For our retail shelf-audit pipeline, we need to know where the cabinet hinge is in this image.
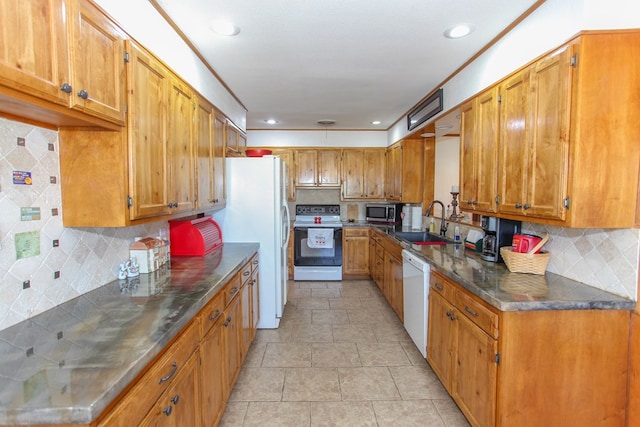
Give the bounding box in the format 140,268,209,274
563,196,571,209
495,195,500,205
570,54,578,67
127,195,133,209
497,94,502,104
123,50,130,63
495,353,501,364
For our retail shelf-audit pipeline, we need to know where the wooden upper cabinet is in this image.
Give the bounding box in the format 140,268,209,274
68,0,127,125
212,112,227,207
0,0,69,106
226,122,246,157
385,139,424,203
0,0,126,127
460,86,499,213
294,149,341,187
167,75,195,214
195,96,217,212
342,148,386,200
268,148,296,201
128,42,171,220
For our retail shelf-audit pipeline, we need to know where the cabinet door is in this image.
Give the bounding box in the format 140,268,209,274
127,42,171,220
364,149,386,199
0,0,68,105
295,150,317,186
389,254,403,322
201,322,226,427
342,228,370,276
68,0,126,124
270,148,296,201
196,96,215,211
250,260,260,336
525,46,572,220
241,282,252,359
224,294,242,392
385,145,402,200
141,353,200,427
213,112,227,207
497,68,530,215
167,76,195,213
459,99,476,211
453,313,497,427
427,291,456,392
342,149,365,199
318,149,341,186
474,87,499,212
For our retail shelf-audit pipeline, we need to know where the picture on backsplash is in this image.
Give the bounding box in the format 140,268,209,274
15,231,40,259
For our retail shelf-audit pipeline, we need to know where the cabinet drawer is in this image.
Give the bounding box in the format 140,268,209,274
344,227,369,237
200,292,225,337
98,320,199,426
240,261,252,286
375,243,384,258
225,275,242,307
430,271,456,301
455,290,498,339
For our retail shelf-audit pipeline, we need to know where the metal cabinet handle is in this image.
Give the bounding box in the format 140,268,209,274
515,203,522,209
434,283,444,292
209,309,222,322
253,260,259,265
77,89,89,99
60,83,72,93
230,287,239,296
171,395,180,405
243,271,250,277
465,306,479,317
223,316,232,327
158,362,178,384
163,406,172,416
523,204,531,210
251,278,257,286
167,202,178,208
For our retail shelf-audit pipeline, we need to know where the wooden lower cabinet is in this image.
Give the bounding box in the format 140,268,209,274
140,352,200,427
369,232,384,290
427,270,630,427
342,227,370,279
368,229,403,322
98,255,258,427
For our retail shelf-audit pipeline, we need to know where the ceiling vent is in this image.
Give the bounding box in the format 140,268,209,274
407,89,443,131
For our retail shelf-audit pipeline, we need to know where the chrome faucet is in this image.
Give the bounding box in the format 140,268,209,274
425,200,448,236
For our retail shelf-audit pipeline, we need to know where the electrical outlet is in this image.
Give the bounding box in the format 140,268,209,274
22,280,30,289
54,271,60,279
53,239,59,247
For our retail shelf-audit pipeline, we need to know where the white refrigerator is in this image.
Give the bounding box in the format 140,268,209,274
213,156,291,328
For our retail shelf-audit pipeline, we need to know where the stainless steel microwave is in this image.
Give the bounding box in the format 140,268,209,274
366,203,402,224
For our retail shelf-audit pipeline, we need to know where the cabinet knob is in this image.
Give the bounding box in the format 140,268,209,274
77,89,89,100
60,83,72,94
515,203,523,209
170,394,180,405
163,406,172,416
523,204,531,210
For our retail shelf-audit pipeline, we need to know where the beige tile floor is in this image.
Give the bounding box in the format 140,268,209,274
219,279,470,427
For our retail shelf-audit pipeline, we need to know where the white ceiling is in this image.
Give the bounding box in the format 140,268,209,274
154,0,541,131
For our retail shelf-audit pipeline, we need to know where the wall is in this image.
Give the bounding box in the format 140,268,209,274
247,130,387,148
0,118,168,330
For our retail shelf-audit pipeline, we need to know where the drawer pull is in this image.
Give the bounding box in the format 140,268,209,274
158,362,178,384
243,271,250,277
465,306,479,317
171,395,180,405
223,316,232,327
446,311,456,321
229,287,239,296
163,406,172,416
434,283,444,292
209,309,222,322
251,278,257,286
253,260,258,265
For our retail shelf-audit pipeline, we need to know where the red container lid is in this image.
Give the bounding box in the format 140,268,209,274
169,216,223,256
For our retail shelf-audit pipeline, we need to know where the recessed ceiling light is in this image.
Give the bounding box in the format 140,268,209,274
210,19,240,36
264,119,278,125
420,132,436,137
371,120,381,125
436,124,453,130
317,119,336,126
444,24,474,39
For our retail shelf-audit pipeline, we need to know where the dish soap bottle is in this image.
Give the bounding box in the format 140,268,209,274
429,218,435,233
454,225,461,242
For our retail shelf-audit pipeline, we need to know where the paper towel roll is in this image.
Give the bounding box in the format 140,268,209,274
411,206,423,230
402,204,412,227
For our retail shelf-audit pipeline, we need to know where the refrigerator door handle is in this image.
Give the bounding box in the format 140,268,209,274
282,203,291,247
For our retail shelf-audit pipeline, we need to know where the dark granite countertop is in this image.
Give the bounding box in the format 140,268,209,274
0,243,258,426
374,227,635,311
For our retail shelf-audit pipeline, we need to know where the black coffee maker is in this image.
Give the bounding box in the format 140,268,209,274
480,216,521,263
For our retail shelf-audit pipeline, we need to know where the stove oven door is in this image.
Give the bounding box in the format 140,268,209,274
293,227,343,267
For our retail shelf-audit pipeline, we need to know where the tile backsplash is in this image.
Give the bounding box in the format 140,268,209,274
0,118,167,331
0,118,638,331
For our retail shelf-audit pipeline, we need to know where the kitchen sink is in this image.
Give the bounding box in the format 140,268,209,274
392,231,453,244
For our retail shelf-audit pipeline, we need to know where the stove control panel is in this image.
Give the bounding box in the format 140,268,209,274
295,204,340,216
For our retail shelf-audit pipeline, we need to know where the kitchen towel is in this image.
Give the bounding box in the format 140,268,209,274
307,228,334,249
411,206,423,230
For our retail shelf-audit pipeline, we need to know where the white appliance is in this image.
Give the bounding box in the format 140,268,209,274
402,249,430,358
213,156,291,328
292,204,343,281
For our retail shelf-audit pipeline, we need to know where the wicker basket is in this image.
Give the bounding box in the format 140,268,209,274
500,234,550,275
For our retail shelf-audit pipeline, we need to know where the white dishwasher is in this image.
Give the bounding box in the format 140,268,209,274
402,249,430,358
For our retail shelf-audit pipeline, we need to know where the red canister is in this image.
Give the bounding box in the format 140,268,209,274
512,234,543,254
